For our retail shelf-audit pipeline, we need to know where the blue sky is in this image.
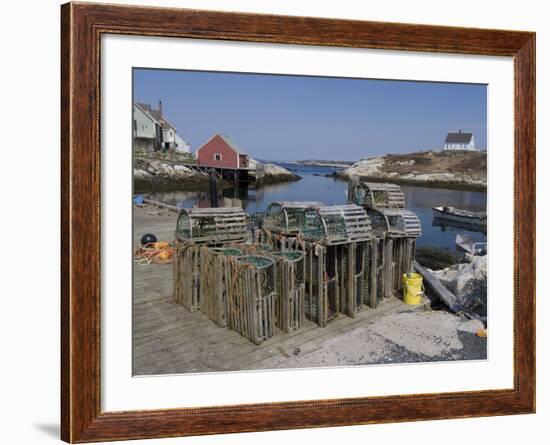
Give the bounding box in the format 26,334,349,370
133,68,487,161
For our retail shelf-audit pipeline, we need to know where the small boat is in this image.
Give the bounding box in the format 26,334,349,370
432,206,487,228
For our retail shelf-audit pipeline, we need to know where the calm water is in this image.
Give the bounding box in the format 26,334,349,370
147,163,487,251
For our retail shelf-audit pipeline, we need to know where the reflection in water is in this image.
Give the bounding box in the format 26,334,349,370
146,163,487,251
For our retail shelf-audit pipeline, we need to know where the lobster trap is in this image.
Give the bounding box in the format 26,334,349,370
199,246,242,327
221,242,305,333
302,204,372,245
272,251,306,333
263,201,323,235
348,181,405,209
175,207,248,244
328,241,372,317
367,208,422,238
300,239,374,326
225,255,276,345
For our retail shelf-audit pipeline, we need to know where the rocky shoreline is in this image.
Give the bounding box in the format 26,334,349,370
336,151,487,191
259,162,301,185
133,158,300,192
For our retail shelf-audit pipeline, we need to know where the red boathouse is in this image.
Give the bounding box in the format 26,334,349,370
196,134,250,169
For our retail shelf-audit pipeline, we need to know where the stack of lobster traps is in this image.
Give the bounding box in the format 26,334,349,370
173,207,248,312
175,222,304,344
260,202,377,326
300,204,374,325
348,180,421,304
171,181,422,343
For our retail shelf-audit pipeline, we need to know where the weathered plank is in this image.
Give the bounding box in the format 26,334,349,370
413,260,463,312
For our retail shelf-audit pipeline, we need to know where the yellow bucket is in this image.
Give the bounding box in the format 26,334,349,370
402,273,424,305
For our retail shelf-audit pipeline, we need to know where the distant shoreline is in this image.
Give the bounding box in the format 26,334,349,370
281,160,353,168
333,173,487,192
272,157,487,192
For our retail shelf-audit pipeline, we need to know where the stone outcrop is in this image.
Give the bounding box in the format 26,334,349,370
260,162,301,184
337,150,487,191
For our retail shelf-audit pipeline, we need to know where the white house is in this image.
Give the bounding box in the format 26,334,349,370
175,133,191,153
133,101,190,153
133,103,161,151
443,130,476,151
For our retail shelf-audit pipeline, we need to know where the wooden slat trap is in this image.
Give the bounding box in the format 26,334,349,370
229,243,306,334
199,246,242,326
272,251,306,333
226,255,276,345
185,246,278,344
302,240,379,326
173,240,201,311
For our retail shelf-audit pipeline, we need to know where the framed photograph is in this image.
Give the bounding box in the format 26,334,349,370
61,2,535,442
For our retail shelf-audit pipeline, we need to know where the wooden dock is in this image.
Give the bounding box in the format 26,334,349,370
135,155,260,183
133,205,408,375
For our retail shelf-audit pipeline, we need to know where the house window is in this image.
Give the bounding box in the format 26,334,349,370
214,153,222,161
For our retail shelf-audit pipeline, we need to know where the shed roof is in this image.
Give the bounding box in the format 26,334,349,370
445,131,473,144
197,133,249,156
218,134,248,155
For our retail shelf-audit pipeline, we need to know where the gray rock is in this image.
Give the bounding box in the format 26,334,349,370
133,169,152,180
433,255,487,316
156,163,175,178
173,165,193,177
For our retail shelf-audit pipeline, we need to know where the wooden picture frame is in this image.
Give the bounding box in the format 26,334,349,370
61,2,535,442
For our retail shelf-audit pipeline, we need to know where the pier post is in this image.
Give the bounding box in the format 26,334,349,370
209,169,218,207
